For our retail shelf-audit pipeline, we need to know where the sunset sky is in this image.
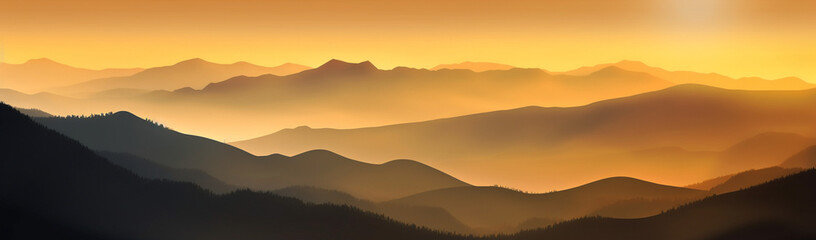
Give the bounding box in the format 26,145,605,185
1,0,815,82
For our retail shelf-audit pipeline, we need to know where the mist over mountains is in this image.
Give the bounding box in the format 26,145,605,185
2,57,816,239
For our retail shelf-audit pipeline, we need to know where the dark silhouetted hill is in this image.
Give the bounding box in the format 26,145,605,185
32,112,469,201
273,186,472,233
14,107,53,117
97,151,237,194
708,167,804,194
0,102,476,240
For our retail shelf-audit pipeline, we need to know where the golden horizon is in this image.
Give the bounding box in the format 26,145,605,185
1,0,815,82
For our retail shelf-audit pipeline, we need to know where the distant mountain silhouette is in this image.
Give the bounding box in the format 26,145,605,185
717,132,816,173
780,145,816,169
14,107,52,117
273,186,472,233
707,167,803,194
0,58,142,93
685,174,735,191
0,89,91,114
389,177,706,233
53,58,310,96
231,84,816,190
0,102,477,240
32,112,469,201
97,151,237,194
559,60,815,90
431,62,517,72
112,58,670,140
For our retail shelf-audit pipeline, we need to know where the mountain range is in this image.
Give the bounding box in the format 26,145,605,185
231,84,816,190
52,58,310,96
430,61,517,72
0,58,143,94
559,60,814,90
2,59,813,141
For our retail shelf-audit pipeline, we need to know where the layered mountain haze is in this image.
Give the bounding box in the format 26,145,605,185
2,59,811,141
6,0,816,238
232,85,816,190
0,58,143,94
717,132,816,173
131,59,675,140
52,58,311,97
780,145,816,169
32,112,468,201
560,60,815,90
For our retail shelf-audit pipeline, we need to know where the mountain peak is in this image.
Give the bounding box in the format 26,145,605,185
315,59,378,73
614,60,648,67
292,149,350,162
22,58,70,67
589,66,634,77
173,58,213,67
111,111,140,119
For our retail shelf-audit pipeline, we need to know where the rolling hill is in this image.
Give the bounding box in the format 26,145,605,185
97,151,237,194
14,107,52,117
511,169,816,240
707,167,804,194
716,132,816,173
32,111,469,201
230,84,816,190
273,186,472,233
780,145,816,169
390,177,706,233
88,149,472,233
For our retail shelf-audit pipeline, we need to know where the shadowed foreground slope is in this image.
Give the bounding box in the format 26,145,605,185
97,151,237,194
33,112,468,201
0,103,471,240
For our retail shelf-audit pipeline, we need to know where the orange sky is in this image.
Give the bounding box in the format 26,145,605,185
1,0,815,82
